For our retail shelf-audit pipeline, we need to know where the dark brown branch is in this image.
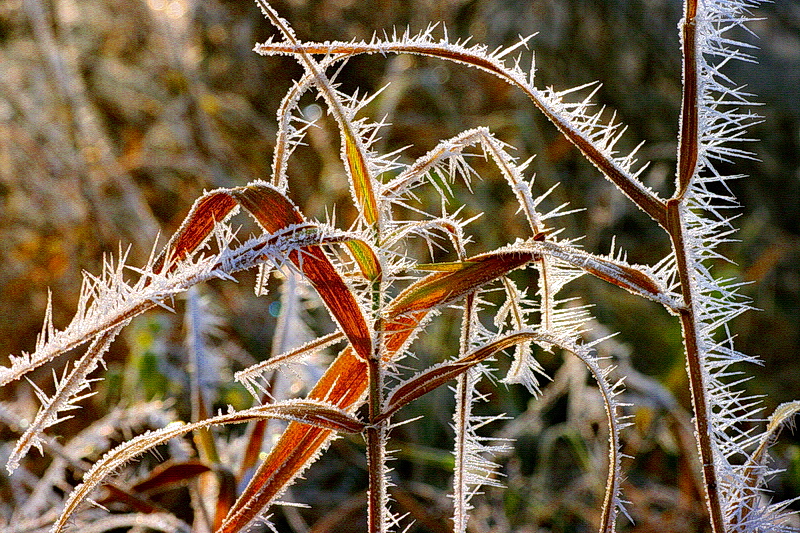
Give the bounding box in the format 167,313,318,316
667,199,725,533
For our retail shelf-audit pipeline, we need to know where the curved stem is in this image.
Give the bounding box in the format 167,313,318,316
256,41,668,228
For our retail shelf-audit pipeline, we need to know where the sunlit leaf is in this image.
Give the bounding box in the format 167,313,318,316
256,0,381,228
255,39,668,227
155,192,240,272
345,132,380,226
345,238,382,282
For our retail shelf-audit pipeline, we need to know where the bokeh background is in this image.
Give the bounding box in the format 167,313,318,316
1,0,799,531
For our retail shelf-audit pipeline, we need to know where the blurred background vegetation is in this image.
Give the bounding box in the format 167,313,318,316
1,0,799,531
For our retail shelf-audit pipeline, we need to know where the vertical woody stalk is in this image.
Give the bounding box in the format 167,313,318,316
676,0,699,202
671,1,725,532
366,245,386,533
668,200,725,533
366,335,386,533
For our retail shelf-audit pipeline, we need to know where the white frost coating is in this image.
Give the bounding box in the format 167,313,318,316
452,295,511,533
452,363,512,533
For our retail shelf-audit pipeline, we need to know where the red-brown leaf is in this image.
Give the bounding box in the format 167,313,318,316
155,192,240,273
231,184,373,362
131,459,212,494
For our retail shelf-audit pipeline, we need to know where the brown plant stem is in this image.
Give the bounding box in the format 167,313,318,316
366,354,385,533
366,225,387,533
670,1,726,531
667,199,725,533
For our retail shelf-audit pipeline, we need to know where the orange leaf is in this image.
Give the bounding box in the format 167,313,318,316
155,192,240,272
220,346,367,533
130,459,211,494
214,467,238,531
257,1,381,228
532,241,675,310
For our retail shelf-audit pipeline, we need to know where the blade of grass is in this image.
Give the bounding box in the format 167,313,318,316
386,251,536,317
256,0,381,228
732,401,800,527
154,192,240,273
345,239,382,282
220,346,368,533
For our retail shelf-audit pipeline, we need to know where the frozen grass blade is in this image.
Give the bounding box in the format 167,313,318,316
378,328,628,532
0,191,241,389
235,331,346,397
7,326,122,473
385,251,534,318
346,239,382,283
231,183,373,362
126,460,212,495
528,240,683,313
221,346,368,533
733,401,800,528
154,193,240,273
